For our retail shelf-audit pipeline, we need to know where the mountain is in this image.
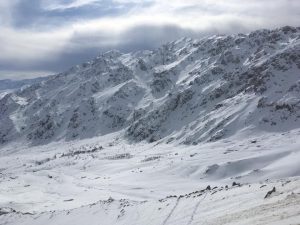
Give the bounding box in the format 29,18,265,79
1,26,300,225
0,77,48,99
0,77,49,99
0,77,48,92
1,26,300,146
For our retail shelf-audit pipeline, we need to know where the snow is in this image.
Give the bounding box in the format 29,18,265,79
1,26,300,145
1,26,300,224
1,130,300,224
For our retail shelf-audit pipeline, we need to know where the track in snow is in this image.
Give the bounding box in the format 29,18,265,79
162,197,181,225
186,193,208,225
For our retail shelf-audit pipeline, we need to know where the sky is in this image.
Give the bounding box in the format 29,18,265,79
0,0,299,79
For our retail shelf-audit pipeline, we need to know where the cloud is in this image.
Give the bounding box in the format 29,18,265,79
0,0,299,79
42,0,101,11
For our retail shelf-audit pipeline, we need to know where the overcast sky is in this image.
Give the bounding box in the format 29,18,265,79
0,0,299,79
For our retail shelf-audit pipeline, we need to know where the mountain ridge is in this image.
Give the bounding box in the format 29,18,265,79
1,25,300,146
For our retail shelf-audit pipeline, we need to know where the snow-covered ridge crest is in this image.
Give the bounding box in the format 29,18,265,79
1,25,300,146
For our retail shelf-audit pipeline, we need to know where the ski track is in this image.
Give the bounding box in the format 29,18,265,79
186,192,208,225
162,197,181,225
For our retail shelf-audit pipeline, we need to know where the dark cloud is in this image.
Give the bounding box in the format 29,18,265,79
118,25,199,51
0,21,293,78
0,24,198,75
10,0,153,29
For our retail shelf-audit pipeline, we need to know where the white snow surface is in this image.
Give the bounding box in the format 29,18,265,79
1,26,300,224
1,131,300,224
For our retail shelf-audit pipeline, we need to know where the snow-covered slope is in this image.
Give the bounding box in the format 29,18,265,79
1,131,300,225
1,26,300,225
1,26,300,146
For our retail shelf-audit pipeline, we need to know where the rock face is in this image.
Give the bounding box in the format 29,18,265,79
1,26,300,145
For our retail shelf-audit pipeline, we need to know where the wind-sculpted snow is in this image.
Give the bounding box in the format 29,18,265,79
1,26,300,146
